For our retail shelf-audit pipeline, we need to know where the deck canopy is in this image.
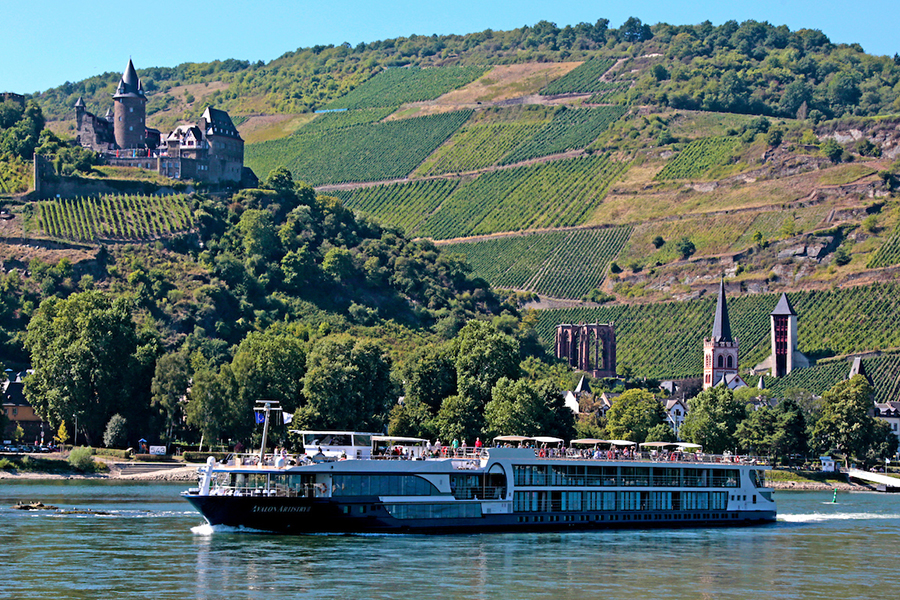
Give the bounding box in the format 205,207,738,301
493,435,532,442
372,436,427,444
531,436,565,444
570,438,609,445
607,440,636,446
639,441,679,448
677,443,702,449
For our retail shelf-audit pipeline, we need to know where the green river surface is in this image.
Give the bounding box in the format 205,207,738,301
1,479,898,599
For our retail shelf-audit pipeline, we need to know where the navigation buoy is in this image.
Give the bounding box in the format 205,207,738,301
831,488,837,504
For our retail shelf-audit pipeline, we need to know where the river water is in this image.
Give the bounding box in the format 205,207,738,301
1,479,898,600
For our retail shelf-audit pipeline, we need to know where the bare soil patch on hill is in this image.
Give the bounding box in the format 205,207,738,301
436,62,582,105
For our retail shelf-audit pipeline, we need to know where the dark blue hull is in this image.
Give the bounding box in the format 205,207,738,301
183,494,776,534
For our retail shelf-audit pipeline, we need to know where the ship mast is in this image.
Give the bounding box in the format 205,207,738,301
255,399,280,463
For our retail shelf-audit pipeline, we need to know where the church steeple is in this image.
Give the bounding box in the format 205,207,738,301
703,278,741,389
711,277,732,342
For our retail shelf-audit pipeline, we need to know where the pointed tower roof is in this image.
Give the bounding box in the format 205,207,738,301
113,59,145,99
711,278,733,342
757,375,765,390
770,293,797,316
74,96,85,108
574,375,592,395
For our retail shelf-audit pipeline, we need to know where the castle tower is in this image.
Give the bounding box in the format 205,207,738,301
112,59,146,149
703,279,740,389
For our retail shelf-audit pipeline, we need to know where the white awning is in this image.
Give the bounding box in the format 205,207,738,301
640,441,678,448
570,438,609,445
607,439,637,446
493,435,532,442
530,436,564,444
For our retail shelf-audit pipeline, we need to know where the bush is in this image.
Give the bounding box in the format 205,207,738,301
834,246,852,266
94,447,133,459
103,414,128,448
68,446,95,472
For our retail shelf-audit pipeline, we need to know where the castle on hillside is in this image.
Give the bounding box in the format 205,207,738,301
74,59,247,185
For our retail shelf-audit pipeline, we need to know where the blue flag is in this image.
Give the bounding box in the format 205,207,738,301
255,411,265,424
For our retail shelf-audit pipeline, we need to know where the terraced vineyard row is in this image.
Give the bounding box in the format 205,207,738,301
442,227,633,298
499,106,626,165
419,123,543,176
759,351,900,401
732,207,830,250
586,82,632,103
325,66,488,110
37,194,193,242
301,107,396,133
867,223,900,268
419,154,629,240
539,58,618,95
246,111,472,186
654,136,742,180
753,360,850,397
534,282,900,379
330,179,460,235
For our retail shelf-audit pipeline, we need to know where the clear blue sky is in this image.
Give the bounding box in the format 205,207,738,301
2,0,897,94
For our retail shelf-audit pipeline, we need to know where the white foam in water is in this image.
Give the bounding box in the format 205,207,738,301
780,512,900,522
190,523,269,535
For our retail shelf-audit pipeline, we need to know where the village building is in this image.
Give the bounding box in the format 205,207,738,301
73,59,246,185
2,371,49,445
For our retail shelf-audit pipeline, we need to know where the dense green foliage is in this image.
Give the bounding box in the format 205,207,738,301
536,283,900,378
37,194,193,241
24,291,159,445
499,106,627,164
419,154,628,239
442,227,632,298
539,58,618,95
654,136,742,180
325,66,488,109
246,111,472,186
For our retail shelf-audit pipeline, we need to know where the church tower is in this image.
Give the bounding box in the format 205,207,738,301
753,293,809,377
113,59,147,149
703,279,739,389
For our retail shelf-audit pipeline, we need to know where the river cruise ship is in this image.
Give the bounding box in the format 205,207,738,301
182,433,776,534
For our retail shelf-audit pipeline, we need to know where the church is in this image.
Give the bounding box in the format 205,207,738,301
74,59,246,185
703,279,748,390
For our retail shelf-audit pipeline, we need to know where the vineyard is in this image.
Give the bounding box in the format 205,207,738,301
417,154,630,240
867,223,900,269
442,226,633,298
418,123,543,176
617,213,758,268
325,66,488,110
654,137,742,180
245,110,473,186
36,194,194,242
539,58,618,95
329,179,460,235
300,107,396,133
586,82,632,103
758,351,900,402
732,207,831,250
499,106,627,165
533,282,900,379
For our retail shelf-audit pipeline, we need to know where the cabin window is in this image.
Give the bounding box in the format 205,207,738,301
332,474,439,497
385,503,480,520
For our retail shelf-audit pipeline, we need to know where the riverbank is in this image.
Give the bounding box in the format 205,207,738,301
0,463,199,481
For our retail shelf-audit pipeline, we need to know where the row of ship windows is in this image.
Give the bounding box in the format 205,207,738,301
518,512,739,523
513,491,729,512
512,465,740,488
